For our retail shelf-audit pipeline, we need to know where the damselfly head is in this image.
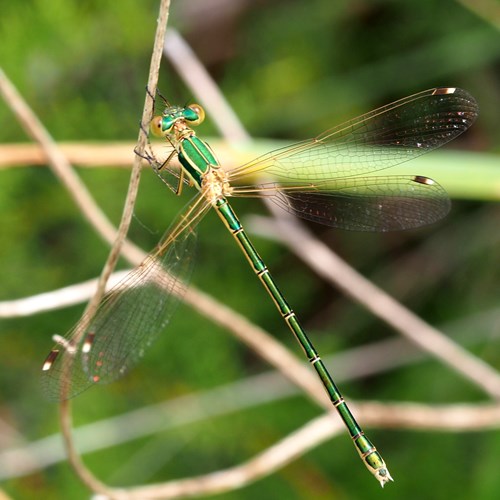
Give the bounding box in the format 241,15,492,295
150,104,205,138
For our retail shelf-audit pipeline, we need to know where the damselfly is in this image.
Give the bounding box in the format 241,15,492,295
42,87,478,486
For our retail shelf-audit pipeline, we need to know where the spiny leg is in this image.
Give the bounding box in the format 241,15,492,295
135,119,185,195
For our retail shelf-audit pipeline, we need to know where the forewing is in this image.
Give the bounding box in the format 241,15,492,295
41,202,207,401
229,88,478,184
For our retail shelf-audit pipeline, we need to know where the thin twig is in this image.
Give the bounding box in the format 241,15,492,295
59,0,173,493
95,401,500,499
0,69,114,495
107,414,345,499
0,141,249,169
0,142,137,167
6,398,500,498
3,318,500,481
0,271,130,318
1,1,172,495
0,69,119,248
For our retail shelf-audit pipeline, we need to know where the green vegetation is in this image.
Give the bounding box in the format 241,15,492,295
1,1,499,499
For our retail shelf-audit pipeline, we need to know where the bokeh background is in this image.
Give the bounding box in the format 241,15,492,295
1,0,500,498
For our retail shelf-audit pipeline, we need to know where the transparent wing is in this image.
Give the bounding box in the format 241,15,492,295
229,87,477,231
248,175,450,231
229,88,478,182
41,196,211,400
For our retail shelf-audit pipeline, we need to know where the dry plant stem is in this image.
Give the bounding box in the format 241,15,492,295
3,385,500,481
110,414,345,499
184,287,328,406
93,0,171,319
258,206,500,400
1,0,171,495
0,69,119,249
0,141,246,169
0,142,139,167
61,0,172,493
97,401,500,499
0,271,131,317
0,68,113,495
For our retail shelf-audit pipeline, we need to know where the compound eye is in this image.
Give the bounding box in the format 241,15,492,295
150,116,164,137
186,103,205,126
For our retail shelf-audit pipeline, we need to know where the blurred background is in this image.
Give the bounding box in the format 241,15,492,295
1,0,500,498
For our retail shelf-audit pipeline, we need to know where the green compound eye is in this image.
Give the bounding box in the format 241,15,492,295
184,104,205,125
150,105,205,137
150,115,177,137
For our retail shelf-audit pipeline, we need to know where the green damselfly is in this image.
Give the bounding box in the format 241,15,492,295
42,87,478,486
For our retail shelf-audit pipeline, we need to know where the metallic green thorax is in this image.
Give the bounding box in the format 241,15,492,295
178,136,219,188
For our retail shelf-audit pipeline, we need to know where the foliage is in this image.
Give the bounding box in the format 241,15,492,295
0,1,499,499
